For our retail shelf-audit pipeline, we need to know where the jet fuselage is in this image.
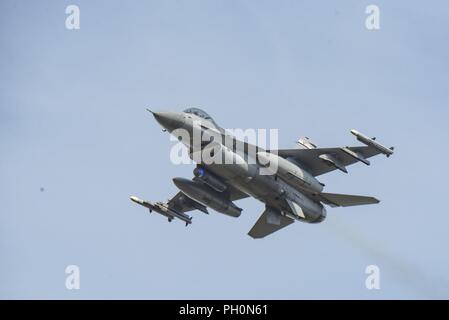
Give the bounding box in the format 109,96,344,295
153,110,326,223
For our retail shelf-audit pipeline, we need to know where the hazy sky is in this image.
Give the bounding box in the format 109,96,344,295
1,0,449,299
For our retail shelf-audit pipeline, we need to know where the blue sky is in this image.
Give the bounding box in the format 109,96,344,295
1,0,449,299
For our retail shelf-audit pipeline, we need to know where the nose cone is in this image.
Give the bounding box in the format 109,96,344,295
152,112,185,131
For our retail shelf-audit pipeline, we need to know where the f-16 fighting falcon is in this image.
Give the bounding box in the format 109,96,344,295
130,108,394,238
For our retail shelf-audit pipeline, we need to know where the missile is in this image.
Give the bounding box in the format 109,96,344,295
130,196,192,225
130,195,150,207
350,129,394,157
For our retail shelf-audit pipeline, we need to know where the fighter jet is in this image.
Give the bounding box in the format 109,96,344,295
130,108,394,238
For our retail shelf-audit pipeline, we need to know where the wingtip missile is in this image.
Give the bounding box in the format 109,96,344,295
350,129,394,157
130,195,155,210
130,195,145,205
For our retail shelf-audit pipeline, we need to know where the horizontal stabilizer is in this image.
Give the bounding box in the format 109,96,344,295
248,207,294,239
318,192,380,207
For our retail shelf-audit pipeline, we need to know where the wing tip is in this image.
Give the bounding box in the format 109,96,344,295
247,231,264,239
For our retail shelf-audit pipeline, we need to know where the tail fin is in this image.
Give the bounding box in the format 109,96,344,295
318,192,380,207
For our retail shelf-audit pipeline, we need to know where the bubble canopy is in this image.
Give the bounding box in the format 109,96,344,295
183,107,219,127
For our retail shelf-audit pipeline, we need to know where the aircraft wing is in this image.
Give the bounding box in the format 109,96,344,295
248,207,294,239
273,146,382,177
272,130,394,177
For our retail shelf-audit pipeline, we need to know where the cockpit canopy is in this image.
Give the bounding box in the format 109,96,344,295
183,107,219,128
